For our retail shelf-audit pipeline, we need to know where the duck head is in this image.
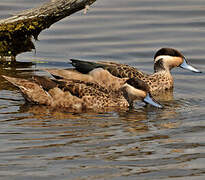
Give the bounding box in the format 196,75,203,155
121,78,162,108
154,48,201,73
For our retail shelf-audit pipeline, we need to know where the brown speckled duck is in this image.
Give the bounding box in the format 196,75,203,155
2,68,162,112
70,48,201,98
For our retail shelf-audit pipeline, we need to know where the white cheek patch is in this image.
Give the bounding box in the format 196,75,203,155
123,83,146,100
154,55,172,62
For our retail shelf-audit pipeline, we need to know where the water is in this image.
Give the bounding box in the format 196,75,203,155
0,0,205,179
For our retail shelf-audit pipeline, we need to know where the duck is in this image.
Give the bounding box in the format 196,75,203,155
2,68,162,112
69,48,201,97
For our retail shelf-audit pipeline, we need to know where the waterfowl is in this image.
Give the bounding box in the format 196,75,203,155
70,48,201,97
2,69,162,112
45,68,127,92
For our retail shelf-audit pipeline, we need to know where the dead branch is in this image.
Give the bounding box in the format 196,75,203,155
0,0,97,60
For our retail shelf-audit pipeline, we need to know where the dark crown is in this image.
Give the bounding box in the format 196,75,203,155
154,48,184,59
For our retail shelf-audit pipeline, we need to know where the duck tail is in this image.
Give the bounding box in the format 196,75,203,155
2,75,53,105
70,59,105,73
2,75,25,88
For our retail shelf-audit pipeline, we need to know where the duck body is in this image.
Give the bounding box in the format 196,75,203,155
3,68,162,112
71,48,201,98
3,75,127,112
71,59,174,96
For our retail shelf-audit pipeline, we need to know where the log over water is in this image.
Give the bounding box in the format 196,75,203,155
0,0,96,61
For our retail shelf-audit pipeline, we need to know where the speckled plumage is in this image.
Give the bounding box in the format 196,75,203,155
45,68,128,92
2,67,162,112
97,62,174,96
2,75,129,112
71,48,201,98
71,59,173,97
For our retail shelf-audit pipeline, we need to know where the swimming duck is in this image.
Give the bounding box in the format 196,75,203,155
70,48,201,97
2,69,162,112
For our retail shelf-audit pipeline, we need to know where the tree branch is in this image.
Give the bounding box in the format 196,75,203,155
0,0,97,60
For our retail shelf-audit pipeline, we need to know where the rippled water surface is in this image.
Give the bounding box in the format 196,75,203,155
0,0,205,179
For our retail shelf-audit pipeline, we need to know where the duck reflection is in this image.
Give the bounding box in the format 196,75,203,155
17,98,182,134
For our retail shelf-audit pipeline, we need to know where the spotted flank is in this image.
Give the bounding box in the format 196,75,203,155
2,69,162,112
71,48,201,97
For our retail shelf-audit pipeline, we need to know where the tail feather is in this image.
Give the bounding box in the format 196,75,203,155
2,75,27,88
70,59,105,73
2,75,53,105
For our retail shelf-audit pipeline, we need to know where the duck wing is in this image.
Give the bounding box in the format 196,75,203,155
45,69,94,82
32,74,111,99
45,67,128,92
70,59,147,79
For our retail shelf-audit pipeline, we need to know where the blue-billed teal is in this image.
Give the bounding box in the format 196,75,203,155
2,68,162,112
70,48,201,97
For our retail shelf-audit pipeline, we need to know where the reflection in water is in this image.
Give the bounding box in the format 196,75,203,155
5,102,200,179
17,98,183,135
154,90,174,101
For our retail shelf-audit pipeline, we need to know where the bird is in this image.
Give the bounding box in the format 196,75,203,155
2,68,162,113
70,48,201,98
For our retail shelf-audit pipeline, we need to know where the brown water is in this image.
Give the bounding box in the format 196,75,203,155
0,0,205,179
